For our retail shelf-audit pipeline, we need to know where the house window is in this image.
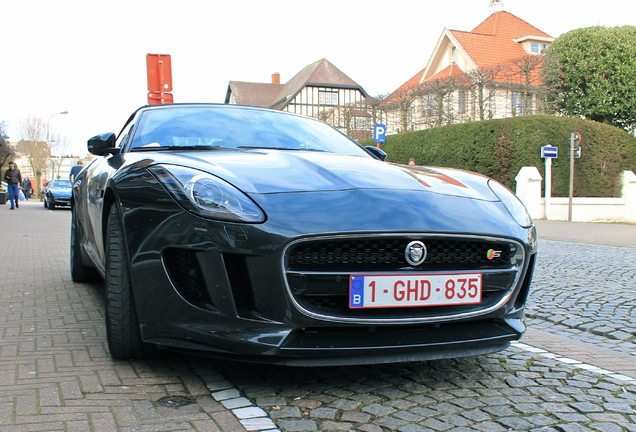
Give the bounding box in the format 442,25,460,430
531,42,549,54
511,91,524,116
422,94,436,116
458,90,467,114
319,90,339,105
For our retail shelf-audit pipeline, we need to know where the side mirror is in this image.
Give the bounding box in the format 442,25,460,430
365,146,387,161
87,132,120,156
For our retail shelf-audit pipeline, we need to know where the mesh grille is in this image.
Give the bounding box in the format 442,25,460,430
163,248,212,307
284,235,520,320
287,237,511,271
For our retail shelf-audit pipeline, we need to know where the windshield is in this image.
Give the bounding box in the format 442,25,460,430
49,179,72,188
129,106,370,157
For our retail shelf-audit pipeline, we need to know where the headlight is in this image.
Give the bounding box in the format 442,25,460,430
149,165,265,223
488,179,532,228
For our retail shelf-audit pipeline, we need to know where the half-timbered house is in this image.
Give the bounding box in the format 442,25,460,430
225,58,372,139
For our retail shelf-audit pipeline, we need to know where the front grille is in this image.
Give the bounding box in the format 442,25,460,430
288,238,511,271
284,235,524,321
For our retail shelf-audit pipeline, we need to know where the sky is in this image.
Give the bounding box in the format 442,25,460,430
1,0,634,156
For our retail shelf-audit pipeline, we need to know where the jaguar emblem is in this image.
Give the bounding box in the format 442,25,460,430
405,241,427,266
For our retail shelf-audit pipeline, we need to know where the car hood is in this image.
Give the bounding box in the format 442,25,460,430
163,150,498,201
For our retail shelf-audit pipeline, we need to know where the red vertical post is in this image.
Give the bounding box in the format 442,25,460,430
146,54,173,104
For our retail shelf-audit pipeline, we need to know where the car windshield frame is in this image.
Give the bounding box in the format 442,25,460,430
48,179,72,188
127,105,370,158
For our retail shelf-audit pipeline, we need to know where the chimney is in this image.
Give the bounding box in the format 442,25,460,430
271,72,280,84
488,0,504,13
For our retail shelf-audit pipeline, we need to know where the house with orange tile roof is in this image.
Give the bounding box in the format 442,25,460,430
384,1,554,134
225,58,372,139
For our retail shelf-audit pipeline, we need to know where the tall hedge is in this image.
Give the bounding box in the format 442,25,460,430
361,115,636,197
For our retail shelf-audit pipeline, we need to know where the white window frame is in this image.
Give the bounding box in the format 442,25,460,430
319,90,339,106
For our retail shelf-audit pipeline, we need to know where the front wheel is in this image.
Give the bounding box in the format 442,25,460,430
104,205,154,359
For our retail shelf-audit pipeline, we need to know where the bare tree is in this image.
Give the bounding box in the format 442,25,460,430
383,87,420,133
315,108,334,124
0,121,16,169
359,94,389,126
18,115,50,198
421,76,463,127
334,103,357,137
464,64,507,120
508,54,545,115
49,134,71,179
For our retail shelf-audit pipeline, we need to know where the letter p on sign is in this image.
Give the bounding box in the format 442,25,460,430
374,124,386,143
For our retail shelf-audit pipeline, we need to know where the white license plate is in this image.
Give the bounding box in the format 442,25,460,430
349,273,482,309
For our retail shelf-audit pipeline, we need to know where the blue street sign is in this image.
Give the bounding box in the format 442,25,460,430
373,123,386,143
541,146,558,158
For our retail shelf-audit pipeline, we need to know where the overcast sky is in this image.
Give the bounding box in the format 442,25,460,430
1,0,633,156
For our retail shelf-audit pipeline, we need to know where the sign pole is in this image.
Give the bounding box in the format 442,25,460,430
540,145,557,220
545,157,552,220
566,132,582,221
568,133,575,222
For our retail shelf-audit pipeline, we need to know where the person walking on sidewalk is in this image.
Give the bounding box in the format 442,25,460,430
4,161,22,210
21,176,33,200
69,160,83,183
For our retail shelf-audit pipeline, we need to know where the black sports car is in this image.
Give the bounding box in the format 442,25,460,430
71,103,537,366
43,179,72,209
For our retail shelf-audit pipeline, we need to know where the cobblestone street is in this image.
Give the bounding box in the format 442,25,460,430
204,236,636,431
0,201,634,431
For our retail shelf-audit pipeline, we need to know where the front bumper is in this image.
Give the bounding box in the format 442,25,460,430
48,194,72,206
117,177,537,365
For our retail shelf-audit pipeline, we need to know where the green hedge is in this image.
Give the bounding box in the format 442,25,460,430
361,115,636,197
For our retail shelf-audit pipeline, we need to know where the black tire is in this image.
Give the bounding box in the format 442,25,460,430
48,199,55,210
43,199,47,208
105,205,154,359
70,207,100,283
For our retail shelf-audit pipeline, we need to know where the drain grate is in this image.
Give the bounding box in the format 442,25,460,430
157,395,194,408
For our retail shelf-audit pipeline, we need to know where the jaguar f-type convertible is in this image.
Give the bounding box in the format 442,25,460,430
71,103,537,366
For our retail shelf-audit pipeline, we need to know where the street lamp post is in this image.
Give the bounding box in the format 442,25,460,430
46,110,68,180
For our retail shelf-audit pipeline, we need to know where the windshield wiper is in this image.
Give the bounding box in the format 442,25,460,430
238,146,326,152
132,145,234,151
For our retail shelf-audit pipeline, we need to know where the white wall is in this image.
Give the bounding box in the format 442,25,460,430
515,168,636,223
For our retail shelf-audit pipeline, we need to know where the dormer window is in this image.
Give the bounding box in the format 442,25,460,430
514,35,553,54
530,42,550,54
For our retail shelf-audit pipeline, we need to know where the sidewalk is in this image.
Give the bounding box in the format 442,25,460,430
528,218,636,381
534,219,636,247
0,200,248,431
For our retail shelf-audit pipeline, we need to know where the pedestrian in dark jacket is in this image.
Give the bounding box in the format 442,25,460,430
69,160,84,183
21,177,33,200
4,161,22,210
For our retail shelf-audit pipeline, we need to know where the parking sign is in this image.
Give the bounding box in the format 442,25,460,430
373,124,386,143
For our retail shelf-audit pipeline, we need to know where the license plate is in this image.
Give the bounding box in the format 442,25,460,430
349,273,482,308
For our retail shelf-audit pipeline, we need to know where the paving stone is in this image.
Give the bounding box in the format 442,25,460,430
4,187,636,432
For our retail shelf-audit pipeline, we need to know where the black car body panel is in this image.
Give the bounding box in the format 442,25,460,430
72,104,537,366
